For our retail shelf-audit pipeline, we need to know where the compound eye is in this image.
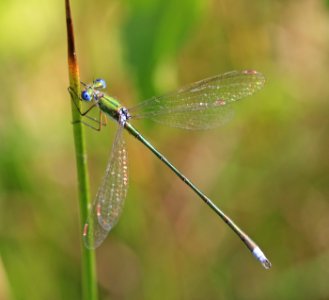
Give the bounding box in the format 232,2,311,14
81,90,92,101
94,78,106,89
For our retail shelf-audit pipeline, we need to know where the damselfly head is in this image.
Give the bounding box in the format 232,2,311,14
81,89,93,101
94,78,106,90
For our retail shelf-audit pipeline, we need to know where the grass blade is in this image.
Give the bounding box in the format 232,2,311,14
65,0,98,299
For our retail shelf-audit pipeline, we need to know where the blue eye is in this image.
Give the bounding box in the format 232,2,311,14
94,78,106,89
81,91,92,101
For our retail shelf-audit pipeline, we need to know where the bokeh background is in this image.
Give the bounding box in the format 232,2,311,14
1,0,329,299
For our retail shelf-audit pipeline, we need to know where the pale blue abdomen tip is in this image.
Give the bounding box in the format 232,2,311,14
252,247,272,269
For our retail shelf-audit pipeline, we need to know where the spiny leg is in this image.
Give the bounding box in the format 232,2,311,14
68,86,107,129
72,110,105,131
68,87,97,116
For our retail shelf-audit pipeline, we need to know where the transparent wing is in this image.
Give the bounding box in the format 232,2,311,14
83,125,128,249
129,70,265,130
82,218,110,249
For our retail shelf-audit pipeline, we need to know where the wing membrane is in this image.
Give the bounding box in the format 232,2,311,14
83,125,128,249
129,70,265,129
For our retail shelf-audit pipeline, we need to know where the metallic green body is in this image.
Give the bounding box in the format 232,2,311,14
98,94,122,121
79,72,271,268
96,92,266,266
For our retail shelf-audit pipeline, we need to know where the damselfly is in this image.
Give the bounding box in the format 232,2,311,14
70,70,271,269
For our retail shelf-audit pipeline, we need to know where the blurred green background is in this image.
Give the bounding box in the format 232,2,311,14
1,0,329,299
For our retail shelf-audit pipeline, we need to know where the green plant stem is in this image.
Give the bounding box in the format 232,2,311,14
65,0,98,299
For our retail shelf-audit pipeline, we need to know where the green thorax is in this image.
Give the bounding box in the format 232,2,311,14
98,93,123,121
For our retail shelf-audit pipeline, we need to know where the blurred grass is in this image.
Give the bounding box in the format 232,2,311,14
1,0,329,299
